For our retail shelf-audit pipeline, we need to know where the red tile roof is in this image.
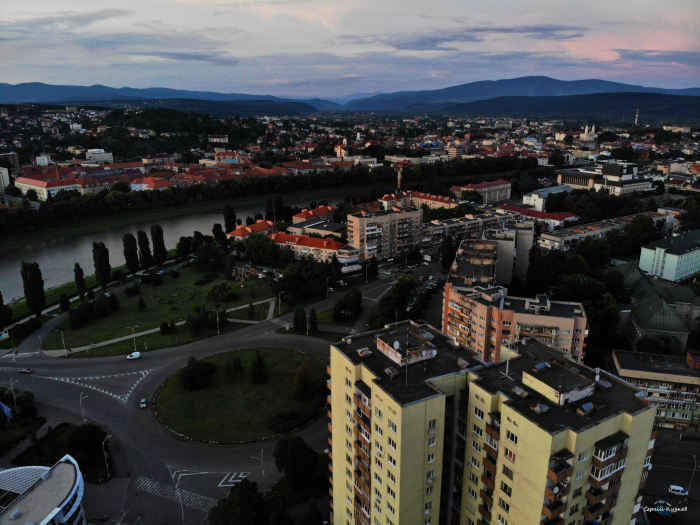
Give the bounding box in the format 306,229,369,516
378,191,457,205
452,179,511,191
293,205,336,220
227,220,275,238
268,233,346,250
496,204,578,221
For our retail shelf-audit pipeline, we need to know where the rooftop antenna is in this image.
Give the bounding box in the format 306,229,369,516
499,357,515,396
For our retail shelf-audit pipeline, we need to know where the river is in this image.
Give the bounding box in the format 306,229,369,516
0,195,320,303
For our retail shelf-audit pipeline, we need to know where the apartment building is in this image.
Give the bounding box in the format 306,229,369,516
287,219,346,238
639,229,700,282
442,285,588,363
613,350,700,431
84,149,114,164
378,191,460,210
522,185,573,212
538,212,672,252
451,180,512,204
483,220,535,285
346,208,422,262
448,239,499,289
328,321,656,525
267,233,347,262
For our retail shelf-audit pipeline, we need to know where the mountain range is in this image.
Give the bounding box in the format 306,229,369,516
1,76,698,118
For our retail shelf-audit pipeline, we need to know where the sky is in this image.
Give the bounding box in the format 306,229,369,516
1,0,699,98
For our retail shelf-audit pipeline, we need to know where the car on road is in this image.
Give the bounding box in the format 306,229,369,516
384,270,392,274
386,258,394,263
140,398,148,409
668,485,688,497
18,368,32,374
127,351,141,360
422,262,429,266
157,270,165,276
328,287,334,292
429,275,435,280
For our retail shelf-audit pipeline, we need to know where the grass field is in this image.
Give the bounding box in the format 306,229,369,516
228,302,270,321
316,307,355,326
42,268,274,350
275,327,345,343
154,348,326,443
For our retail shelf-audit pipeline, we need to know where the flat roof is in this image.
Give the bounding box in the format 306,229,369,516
613,350,700,382
290,218,345,233
474,341,651,434
0,459,78,524
456,289,586,319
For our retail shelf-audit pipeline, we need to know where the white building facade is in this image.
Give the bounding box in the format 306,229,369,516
639,230,700,282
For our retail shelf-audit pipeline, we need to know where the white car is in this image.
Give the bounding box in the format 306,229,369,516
140,398,148,409
668,485,688,497
429,275,435,280
127,351,141,360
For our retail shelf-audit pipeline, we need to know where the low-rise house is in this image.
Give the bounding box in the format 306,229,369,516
267,233,347,262
130,177,174,191
451,179,511,203
226,220,276,239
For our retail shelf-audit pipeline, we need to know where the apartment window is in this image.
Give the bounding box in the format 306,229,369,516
374,502,382,515
467,503,476,515
473,424,483,438
506,430,518,445
389,420,396,433
376,442,384,455
426,486,433,495
424,518,432,525
500,481,512,497
468,487,477,500
428,453,435,463
345,394,352,404
375,424,384,437
472,440,482,453
375,457,383,469
578,451,588,463
388,471,395,484
428,436,436,447
346,453,352,464
466,518,475,525
388,455,396,468
374,473,382,485
474,407,484,420
491,317,497,323
388,437,396,450
427,469,435,480
345,378,352,388
387,518,394,525
374,487,382,501
346,409,352,420
469,471,478,484
347,439,352,450
504,447,516,462
569,504,579,516
574,328,581,333
375,408,383,420
562,329,571,335
347,495,353,505
498,498,510,512
470,457,481,470
575,469,585,481
346,424,352,436
502,465,514,480
346,508,352,519
387,486,395,499
485,434,498,451
503,321,511,326
572,487,583,499
346,468,352,478
497,514,508,525
428,419,437,430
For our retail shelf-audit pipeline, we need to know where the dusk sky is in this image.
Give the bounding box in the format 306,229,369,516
2,0,699,97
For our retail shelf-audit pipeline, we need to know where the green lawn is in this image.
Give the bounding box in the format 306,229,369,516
154,348,326,443
11,423,113,484
228,303,270,321
317,307,355,327
67,320,251,358
42,270,274,350
0,416,46,457
275,327,345,343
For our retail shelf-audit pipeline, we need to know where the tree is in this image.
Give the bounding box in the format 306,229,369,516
137,230,154,271
265,198,275,221
303,501,323,525
549,149,565,166
25,189,38,201
208,478,270,525
92,242,112,290
460,189,484,204
192,231,205,251
180,356,217,390
562,254,589,276
307,308,318,334
67,423,106,467
223,204,237,233
122,233,140,276
575,238,610,270
245,216,255,226
251,350,268,384
274,197,285,223
0,291,11,330
555,274,608,302
59,293,70,313
293,307,307,334
233,357,245,374
176,236,192,259
151,224,167,266
273,435,318,486
212,223,228,247
368,255,379,280
292,363,311,399
636,333,677,355
138,296,146,311
270,508,296,525
601,270,625,301
20,261,46,318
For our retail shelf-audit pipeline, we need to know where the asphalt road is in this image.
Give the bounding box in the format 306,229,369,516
0,260,445,524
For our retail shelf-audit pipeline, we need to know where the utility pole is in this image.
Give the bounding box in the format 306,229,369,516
79,392,88,422
102,435,112,478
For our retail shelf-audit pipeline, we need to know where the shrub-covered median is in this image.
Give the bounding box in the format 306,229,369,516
154,348,327,443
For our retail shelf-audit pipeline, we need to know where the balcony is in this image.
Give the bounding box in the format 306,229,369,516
544,483,570,500
481,473,495,491
327,395,332,406
542,500,566,519
478,505,492,521
328,436,333,447
583,500,615,521
483,456,497,475
589,468,623,488
485,422,500,440
327,379,332,390
480,489,493,506
484,442,498,457
592,447,628,469
328,422,332,433
547,463,573,483
328,462,333,473
585,484,620,505
327,365,332,376
597,514,613,525
540,518,564,525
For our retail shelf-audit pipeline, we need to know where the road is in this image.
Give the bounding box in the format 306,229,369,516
0,260,444,524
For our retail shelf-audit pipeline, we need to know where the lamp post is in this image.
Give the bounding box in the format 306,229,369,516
326,276,330,298
9,378,18,408
278,291,285,315
215,308,223,335
102,435,112,478
79,392,88,422
127,326,138,352
57,329,66,353
251,449,266,490
687,454,697,504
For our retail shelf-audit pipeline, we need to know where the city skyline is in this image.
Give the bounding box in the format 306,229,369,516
1,0,698,97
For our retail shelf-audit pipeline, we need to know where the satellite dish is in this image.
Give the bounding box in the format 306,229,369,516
553,486,559,494
637,495,643,503
595,375,600,382
424,510,430,516
422,350,427,357
393,341,400,350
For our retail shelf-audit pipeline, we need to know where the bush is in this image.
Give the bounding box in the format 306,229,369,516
151,274,163,286
207,282,238,302
169,269,180,278
140,274,152,285
268,408,319,433
10,317,42,338
111,269,123,282
124,284,140,297
160,321,170,335
180,356,217,390
59,294,71,313
194,274,218,286
86,288,95,300
106,293,119,311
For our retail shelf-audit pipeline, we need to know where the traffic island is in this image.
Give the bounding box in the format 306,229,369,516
153,348,327,444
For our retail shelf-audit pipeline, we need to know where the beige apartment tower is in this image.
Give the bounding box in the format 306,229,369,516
346,207,422,262
328,321,656,525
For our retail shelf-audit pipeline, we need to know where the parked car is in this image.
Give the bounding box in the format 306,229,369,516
127,351,141,360
18,368,32,374
341,310,353,317
668,485,688,497
140,398,148,409
429,275,435,280
328,287,334,292
422,262,429,266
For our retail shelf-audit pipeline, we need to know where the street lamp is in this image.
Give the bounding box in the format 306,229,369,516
251,449,266,490
687,454,697,503
79,392,88,422
9,378,18,408
57,329,66,352
102,435,112,478
278,291,285,315
127,326,138,353
215,308,223,335
326,276,330,298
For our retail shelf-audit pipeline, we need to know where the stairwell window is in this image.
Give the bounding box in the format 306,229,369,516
506,430,518,445
474,407,484,420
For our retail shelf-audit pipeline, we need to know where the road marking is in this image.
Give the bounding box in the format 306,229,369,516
218,472,250,487
40,369,155,403
268,318,288,326
650,463,697,471
135,476,216,513
350,329,360,335
0,351,40,360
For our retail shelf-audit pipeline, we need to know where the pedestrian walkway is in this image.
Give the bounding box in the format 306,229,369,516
135,476,217,512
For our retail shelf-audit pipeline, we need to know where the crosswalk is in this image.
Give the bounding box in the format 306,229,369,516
0,351,40,360
135,476,217,512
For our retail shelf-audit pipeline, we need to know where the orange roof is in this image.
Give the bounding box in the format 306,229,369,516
227,220,275,238
293,205,336,220
268,233,346,251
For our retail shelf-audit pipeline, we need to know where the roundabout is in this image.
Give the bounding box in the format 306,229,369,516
153,347,328,444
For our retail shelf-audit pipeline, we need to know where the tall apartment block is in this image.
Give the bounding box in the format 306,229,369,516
347,207,423,262
328,321,656,525
483,220,535,285
442,285,588,363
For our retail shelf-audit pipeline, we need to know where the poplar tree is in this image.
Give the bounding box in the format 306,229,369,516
122,233,140,276
20,261,46,317
92,242,112,290
151,224,167,266
223,204,237,233
74,262,86,301
137,230,154,271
